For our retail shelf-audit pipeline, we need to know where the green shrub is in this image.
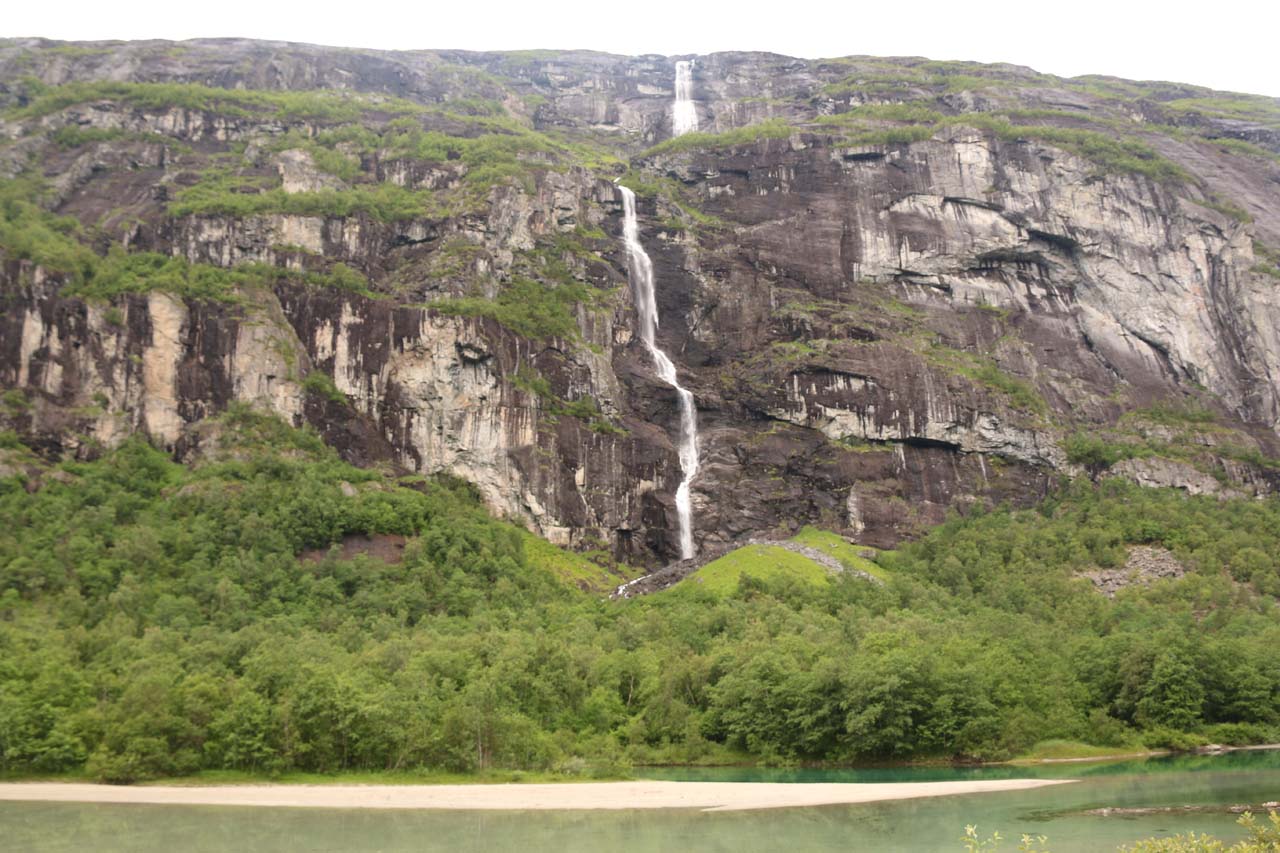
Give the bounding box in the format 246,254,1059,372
922,342,1046,414
49,126,128,147
302,371,347,404
1139,727,1208,751
512,365,554,398
802,106,1191,182
302,145,363,183
839,125,937,146
69,250,250,301
1200,722,1278,746
558,396,601,421
815,103,945,125
0,176,98,280
381,126,553,189
2,389,30,414
1063,433,1139,469
1130,402,1219,426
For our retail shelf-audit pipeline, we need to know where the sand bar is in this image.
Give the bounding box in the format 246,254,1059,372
0,779,1073,812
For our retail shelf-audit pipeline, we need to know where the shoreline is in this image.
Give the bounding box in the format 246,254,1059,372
630,741,1280,772
1019,750,1168,765
1012,742,1280,766
0,779,1073,812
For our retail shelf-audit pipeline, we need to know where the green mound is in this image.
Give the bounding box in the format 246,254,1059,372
681,544,832,596
677,527,888,597
790,527,890,580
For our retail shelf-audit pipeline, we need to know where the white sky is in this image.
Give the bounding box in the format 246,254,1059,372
5,0,1279,97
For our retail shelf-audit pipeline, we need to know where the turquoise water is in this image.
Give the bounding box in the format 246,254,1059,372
2,751,1277,852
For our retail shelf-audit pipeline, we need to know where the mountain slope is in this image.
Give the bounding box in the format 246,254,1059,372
1,37,1278,562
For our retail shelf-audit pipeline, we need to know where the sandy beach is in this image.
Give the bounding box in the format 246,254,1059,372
0,779,1072,812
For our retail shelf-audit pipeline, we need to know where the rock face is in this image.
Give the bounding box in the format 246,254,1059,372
1,39,1279,563
0,276,676,555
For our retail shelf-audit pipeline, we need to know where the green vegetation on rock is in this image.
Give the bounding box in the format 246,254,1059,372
643,119,795,157
430,277,595,340
1254,242,1280,280
1063,404,1279,478
48,126,185,150
8,81,423,122
790,527,888,579
922,340,1047,415
512,365,626,435
169,173,438,222
301,372,348,405
1162,95,1280,130
0,175,374,300
945,116,1191,182
806,89,1197,182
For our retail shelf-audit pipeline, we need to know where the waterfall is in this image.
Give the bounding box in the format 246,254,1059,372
617,185,700,560
672,60,698,137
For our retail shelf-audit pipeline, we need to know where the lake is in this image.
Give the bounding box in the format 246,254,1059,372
3,751,1277,852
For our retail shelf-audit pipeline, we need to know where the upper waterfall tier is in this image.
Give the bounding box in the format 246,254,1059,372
672,60,698,137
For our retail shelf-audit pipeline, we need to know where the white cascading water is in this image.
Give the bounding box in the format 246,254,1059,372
672,60,698,136
618,185,699,560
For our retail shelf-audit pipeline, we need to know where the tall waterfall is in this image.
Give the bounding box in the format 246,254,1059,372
618,185,700,559
672,60,698,137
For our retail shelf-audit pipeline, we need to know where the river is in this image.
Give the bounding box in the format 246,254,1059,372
2,751,1277,851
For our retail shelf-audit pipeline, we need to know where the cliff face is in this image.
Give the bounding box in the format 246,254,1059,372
2,277,675,553
2,38,1279,562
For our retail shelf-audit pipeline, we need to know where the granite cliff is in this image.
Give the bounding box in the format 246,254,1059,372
2,38,1278,565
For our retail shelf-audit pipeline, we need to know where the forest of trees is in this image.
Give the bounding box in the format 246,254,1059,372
1,409,1278,782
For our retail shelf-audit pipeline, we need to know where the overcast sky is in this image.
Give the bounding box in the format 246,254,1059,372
6,0,1279,97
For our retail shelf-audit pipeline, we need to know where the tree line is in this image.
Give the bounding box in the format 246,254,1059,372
1,410,1278,782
